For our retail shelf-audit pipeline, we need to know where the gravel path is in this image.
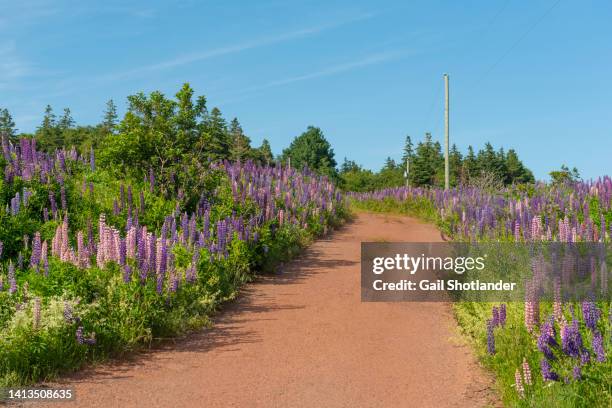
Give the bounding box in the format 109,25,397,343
33,212,496,408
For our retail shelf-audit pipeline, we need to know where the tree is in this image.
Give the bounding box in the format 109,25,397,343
462,145,478,181
401,135,413,169
203,107,230,160
36,105,61,151
256,139,273,165
449,143,463,187
58,108,75,130
281,126,337,176
550,165,580,185
229,118,251,163
0,108,17,140
102,99,118,133
505,149,534,184
410,133,442,187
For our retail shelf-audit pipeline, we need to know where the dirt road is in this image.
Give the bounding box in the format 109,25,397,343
35,212,496,408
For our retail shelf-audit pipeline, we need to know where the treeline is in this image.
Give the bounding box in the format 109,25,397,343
1,84,535,193
340,133,534,192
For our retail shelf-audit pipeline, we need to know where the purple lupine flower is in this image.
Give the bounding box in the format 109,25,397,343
486,319,495,355
30,232,42,268
561,319,583,358
60,186,67,211
49,190,58,218
592,331,606,362
580,350,591,365
491,306,499,327
581,300,600,331
499,303,507,327
540,358,559,381
572,365,582,381
0,240,3,259
123,265,132,283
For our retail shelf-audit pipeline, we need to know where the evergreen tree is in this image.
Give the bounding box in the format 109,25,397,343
281,126,337,177
58,108,75,130
0,108,17,140
449,143,463,187
102,99,118,133
229,118,251,163
256,139,273,165
40,105,56,131
462,145,478,181
204,107,230,160
401,135,414,168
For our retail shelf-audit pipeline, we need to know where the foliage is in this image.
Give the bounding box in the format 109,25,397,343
281,126,337,178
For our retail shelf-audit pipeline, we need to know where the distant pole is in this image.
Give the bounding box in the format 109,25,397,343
405,157,410,187
444,73,450,190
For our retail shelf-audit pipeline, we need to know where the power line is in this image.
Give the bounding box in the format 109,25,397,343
470,0,562,89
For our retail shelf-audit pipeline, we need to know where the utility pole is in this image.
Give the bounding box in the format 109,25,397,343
444,73,450,190
405,157,410,187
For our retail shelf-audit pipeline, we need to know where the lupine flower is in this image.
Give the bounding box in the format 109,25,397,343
561,319,583,358
120,264,131,283
572,365,582,380
540,358,559,381
592,331,606,362
515,368,524,398
522,358,532,386
581,300,601,331
491,306,499,327
499,303,507,327
486,319,495,355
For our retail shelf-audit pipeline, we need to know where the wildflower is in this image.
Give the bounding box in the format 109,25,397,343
515,368,524,399
499,303,506,327
572,365,582,381
581,300,600,331
522,358,532,386
491,306,499,327
561,319,583,358
486,319,495,355
540,358,559,382
592,331,606,362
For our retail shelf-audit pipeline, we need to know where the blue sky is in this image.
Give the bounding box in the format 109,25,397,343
1,0,611,180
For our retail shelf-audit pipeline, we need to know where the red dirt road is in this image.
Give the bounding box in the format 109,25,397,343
33,212,496,408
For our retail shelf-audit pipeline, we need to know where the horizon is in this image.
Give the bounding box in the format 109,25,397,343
2,0,611,180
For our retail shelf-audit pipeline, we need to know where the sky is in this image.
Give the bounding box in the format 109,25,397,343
1,0,611,180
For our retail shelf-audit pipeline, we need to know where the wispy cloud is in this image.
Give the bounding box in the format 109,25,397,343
217,49,410,105
0,41,30,89
99,12,376,81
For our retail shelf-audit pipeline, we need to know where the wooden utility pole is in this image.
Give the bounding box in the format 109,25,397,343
444,73,450,190
405,157,410,187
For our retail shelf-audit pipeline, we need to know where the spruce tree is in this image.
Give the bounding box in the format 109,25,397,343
0,108,17,140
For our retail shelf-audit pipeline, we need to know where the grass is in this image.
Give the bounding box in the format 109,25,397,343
350,198,612,408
